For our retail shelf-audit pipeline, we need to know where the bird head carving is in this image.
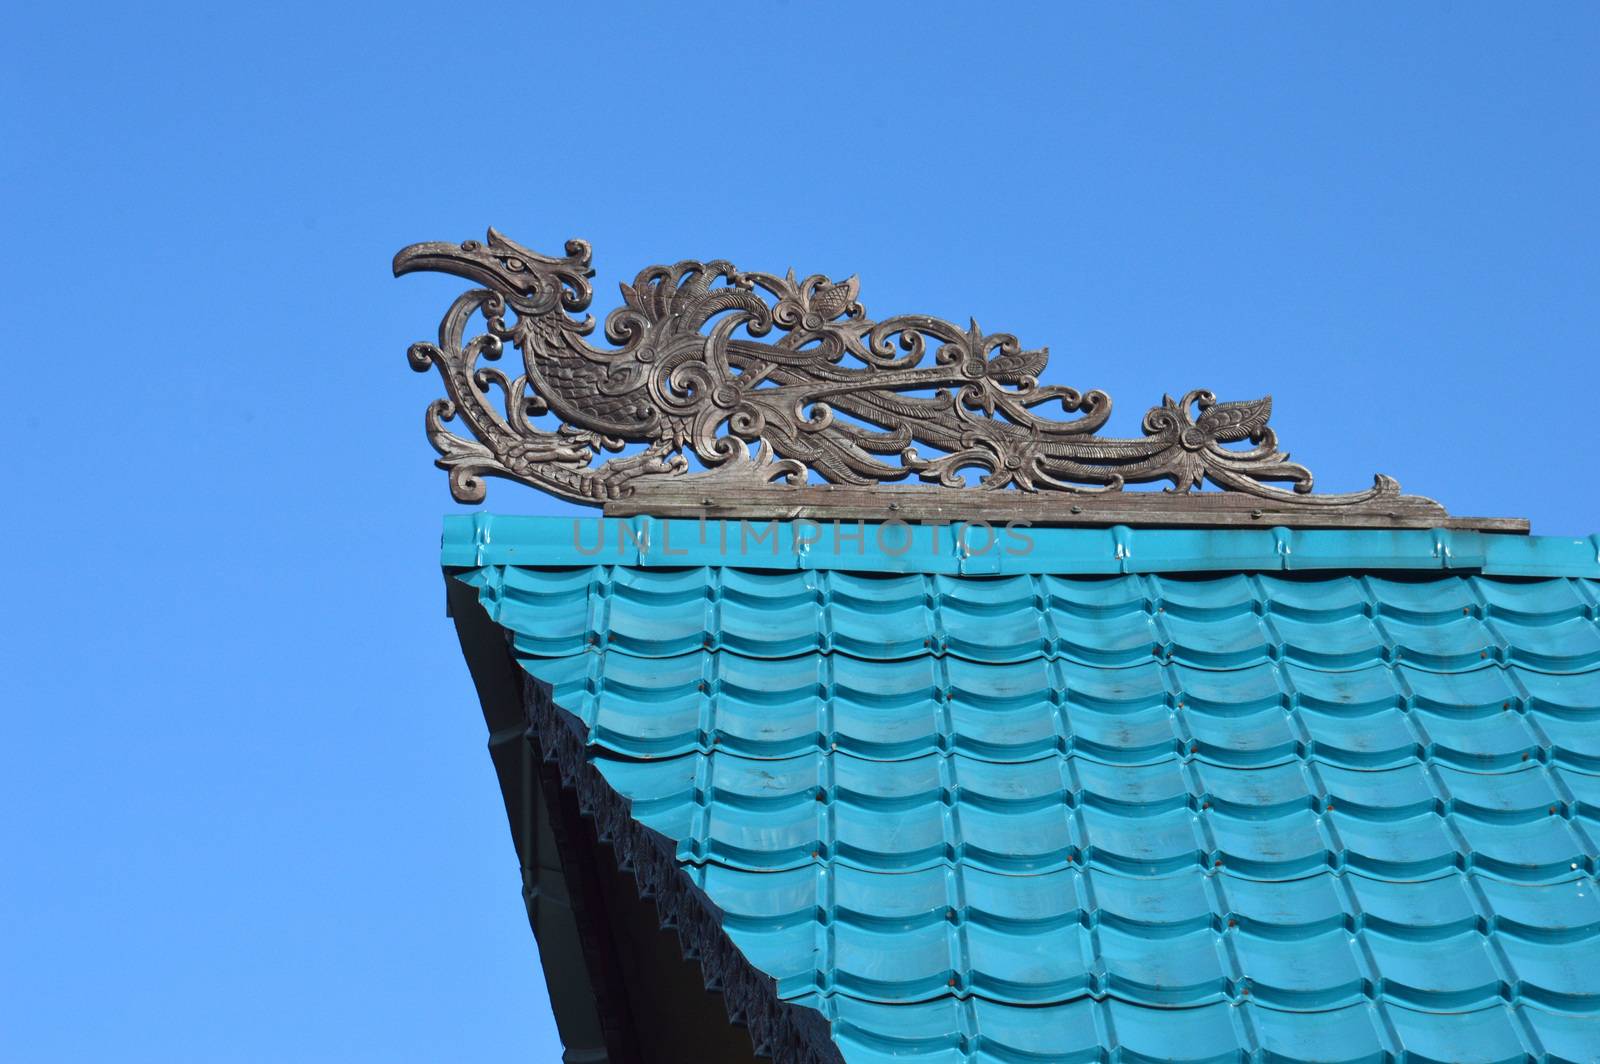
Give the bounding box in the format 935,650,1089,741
393,228,595,317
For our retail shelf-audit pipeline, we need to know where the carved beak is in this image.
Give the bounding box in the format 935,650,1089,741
392,239,521,291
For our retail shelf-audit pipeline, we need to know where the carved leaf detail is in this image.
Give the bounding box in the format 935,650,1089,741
1196,396,1273,443
985,345,1049,383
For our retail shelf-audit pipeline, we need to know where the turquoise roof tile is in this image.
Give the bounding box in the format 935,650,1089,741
453,520,1600,1061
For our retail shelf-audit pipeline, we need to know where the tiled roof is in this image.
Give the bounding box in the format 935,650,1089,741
451,520,1600,1062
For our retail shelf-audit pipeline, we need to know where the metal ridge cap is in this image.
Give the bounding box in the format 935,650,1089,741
441,515,1600,578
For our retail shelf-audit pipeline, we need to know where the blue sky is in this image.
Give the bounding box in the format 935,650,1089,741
3,3,1597,1060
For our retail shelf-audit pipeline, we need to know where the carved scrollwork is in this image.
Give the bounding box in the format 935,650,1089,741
395,230,1416,516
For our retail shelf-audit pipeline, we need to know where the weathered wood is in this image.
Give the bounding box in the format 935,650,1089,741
608,483,1528,533
396,230,1529,533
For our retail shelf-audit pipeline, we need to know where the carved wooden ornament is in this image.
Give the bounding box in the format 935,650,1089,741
395,230,1521,531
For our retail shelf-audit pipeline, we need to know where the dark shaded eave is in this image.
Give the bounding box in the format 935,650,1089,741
446,575,842,1064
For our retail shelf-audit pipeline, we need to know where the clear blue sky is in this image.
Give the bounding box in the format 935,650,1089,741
3,4,1596,1060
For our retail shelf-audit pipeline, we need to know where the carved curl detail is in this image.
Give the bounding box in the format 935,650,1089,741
395,230,1400,510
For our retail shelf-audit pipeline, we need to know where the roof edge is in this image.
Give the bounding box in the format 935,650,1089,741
442,515,1600,578
448,575,841,1063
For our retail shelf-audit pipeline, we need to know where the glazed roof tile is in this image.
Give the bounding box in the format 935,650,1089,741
452,521,1600,1061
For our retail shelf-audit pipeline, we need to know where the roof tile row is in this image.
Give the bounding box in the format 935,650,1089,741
465,561,1600,1060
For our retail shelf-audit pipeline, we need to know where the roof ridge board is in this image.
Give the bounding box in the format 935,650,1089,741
445,516,1598,577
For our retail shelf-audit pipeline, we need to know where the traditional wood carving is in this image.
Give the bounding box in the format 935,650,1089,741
395,230,1520,530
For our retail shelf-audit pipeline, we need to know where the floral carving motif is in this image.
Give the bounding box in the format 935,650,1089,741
396,230,1400,510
